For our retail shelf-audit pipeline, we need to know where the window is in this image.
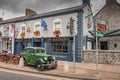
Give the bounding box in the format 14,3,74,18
53,18,62,33
34,22,41,31
114,44,117,48
21,24,26,33
55,22,61,30
3,27,9,36
51,41,67,52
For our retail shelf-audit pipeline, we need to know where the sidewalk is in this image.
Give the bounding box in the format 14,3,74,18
0,60,120,80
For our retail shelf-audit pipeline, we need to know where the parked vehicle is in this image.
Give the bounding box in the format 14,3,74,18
22,47,57,71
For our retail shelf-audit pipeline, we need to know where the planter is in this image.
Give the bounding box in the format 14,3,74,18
34,30,40,36
53,30,61,35
20,32,25,37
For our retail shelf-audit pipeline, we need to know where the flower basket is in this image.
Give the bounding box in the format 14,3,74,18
53,30,61,35
20,32,25,37
34,30,40,36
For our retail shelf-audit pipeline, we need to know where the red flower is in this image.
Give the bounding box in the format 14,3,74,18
33,30,40,36
20,32,25,37
53,30,61,35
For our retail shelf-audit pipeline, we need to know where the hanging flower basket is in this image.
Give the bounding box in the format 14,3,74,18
53,30,61,35
33,30,40,36
20,32,25,37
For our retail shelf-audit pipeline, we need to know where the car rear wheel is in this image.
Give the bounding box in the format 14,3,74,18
36,61,44,71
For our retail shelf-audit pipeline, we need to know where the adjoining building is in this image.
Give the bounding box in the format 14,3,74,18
94,0,120,50
0,0,94,62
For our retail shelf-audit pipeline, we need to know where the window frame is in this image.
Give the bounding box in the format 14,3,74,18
21,24,27,33
34,22,41,31
53,18,62,34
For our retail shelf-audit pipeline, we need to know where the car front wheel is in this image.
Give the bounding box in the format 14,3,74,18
36,61,44,71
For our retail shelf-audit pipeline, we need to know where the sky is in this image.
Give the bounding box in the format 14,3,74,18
0,0,81,20
0,0,120,20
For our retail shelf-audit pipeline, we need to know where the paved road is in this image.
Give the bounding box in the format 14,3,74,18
0,68,73,80
0,70,52,80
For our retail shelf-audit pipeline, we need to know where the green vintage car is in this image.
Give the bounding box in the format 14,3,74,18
22,47,57,71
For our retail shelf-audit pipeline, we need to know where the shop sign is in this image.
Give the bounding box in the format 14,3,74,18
46,37,73,41
15,38,32,42
2,37,9,41
34,38,41,42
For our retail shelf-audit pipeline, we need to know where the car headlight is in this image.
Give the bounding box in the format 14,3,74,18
44,57,47,60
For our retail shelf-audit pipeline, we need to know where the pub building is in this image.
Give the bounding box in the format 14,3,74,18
0,0,94,62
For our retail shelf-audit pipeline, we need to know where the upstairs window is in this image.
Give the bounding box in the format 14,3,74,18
3,27,9,36
34,22,41,31
21,24,26,33
53,18,62,34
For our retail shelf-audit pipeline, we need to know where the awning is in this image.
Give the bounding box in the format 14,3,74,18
104,29,120,37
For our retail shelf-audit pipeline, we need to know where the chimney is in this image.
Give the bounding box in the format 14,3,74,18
25,8,37,16
0,18,3,22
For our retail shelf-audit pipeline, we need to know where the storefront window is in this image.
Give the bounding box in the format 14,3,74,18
51,41,67,52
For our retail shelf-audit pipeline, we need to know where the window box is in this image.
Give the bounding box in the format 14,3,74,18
53,30,61,35
34,30,40,36
20,32,25,37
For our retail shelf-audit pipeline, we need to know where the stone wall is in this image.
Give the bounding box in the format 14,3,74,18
83,50,120,64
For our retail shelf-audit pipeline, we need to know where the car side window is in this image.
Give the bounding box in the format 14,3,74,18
29,49,35,53
36,49,45,53
25,49,34,54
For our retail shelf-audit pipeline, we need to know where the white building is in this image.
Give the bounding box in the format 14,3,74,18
0,0,94,62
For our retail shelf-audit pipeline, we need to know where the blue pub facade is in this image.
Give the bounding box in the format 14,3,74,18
0,0,94,62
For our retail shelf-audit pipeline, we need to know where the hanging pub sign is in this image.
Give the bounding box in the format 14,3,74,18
97,19,107,32
46,37,73,42
96,19,108,37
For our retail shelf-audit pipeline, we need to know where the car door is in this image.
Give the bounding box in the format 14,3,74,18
27,48,36,64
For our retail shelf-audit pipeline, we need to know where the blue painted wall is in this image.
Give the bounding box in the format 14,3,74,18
75,10,84,62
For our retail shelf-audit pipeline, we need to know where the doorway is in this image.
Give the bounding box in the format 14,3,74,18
100,41,108,50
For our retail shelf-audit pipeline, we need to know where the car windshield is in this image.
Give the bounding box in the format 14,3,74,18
36,49,45,53
24,49,35,53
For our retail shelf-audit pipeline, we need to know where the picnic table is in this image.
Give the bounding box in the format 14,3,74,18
0,53,21,65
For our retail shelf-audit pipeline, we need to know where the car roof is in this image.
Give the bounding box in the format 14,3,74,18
25,47,46,50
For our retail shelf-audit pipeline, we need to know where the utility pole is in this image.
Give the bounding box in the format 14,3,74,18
95,22,99,74
73,31,76,73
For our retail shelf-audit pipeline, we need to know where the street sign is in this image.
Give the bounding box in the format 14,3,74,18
96,32,105,37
